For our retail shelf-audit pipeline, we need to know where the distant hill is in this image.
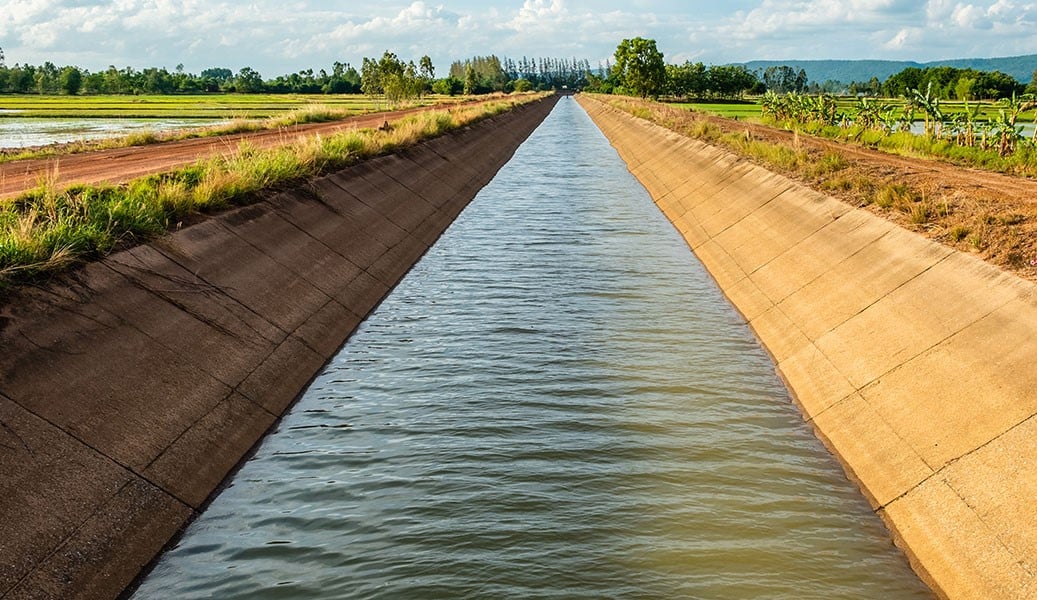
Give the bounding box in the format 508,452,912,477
740,55,1037,84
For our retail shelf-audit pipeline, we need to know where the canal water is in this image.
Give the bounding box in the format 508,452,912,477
133,97,931,599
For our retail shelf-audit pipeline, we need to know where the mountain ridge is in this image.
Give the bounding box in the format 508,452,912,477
739,54,1037,84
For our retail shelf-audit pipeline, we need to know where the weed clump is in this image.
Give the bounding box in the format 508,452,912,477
873,184,917,209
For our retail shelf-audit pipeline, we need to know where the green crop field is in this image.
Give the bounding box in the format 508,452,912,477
0,94,443,119
670,101,763,120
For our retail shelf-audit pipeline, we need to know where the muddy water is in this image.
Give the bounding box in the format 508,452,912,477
133,97,931,599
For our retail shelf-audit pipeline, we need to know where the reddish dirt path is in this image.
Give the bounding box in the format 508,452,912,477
650,105,1037,280
733,116,1037,202
0,100,488,199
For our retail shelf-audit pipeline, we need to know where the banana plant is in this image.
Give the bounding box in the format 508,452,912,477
910,82,944,138
855,96,891,130
992,93,1037,156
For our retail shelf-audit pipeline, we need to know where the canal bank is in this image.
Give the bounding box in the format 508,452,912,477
579,94,1037,599
0,94,557,599
132,95,928,599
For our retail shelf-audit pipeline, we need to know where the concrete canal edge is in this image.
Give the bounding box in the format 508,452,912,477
0,94,558,599
578,95,1037,600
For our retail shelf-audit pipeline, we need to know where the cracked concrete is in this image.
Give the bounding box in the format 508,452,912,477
0,94,558,600
580,95,1037,600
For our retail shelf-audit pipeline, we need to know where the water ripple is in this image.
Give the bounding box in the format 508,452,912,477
134,97,930,600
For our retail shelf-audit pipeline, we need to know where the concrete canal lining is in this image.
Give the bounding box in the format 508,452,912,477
578,95,1037,600
0,95,558,599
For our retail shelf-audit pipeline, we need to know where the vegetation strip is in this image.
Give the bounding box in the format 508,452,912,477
593,94,1037,282
0,97,457,164
0,94,546,286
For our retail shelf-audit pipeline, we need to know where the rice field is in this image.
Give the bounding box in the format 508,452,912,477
0,94,459,153
671,101,764,119
0,94,425,119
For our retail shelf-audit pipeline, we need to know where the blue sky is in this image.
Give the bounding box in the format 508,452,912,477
2,0,1036,76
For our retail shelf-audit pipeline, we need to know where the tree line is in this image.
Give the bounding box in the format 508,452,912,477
0,46,596,98
0,59,364,95
600,37,760,100
878,66,1024,101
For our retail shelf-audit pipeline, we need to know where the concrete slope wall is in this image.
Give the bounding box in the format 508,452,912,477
578,95,1037,600
0,95,558,600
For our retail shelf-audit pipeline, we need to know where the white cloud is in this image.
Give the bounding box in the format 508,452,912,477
951,4,993,28
2,1,1036,74
883,27,916,49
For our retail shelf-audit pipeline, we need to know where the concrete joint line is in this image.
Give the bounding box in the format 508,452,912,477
939,474,1036,579
827,250,1002,393
135,392,274,508
4,478,135,595
376,162,437,206
218,206,344,305
266,203,366,276
152,241,289,339
701,185,795,250
99,262,259,388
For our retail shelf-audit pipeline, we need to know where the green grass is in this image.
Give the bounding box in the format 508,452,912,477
0,94,546,285
0,94,408,119
670,100,762,120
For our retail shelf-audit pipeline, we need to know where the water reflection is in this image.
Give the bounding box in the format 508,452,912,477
134,97,931,599
0,117,225,148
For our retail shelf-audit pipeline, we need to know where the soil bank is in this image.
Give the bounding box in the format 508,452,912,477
579,94,1037,600
0,95,558,599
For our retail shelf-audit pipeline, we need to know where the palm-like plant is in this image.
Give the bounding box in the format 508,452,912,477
910,82,944,138
993,93,1037,156
855,96,891,130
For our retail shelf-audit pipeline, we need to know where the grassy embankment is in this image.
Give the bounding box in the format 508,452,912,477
598,94,1037,281
671,97,1036,124
0,93,476,163
0,93,546,286
678,96,1037,175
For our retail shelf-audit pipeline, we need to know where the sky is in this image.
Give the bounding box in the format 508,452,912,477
2,0,1036,76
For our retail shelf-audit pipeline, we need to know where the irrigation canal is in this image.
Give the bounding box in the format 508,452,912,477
132,97,931,599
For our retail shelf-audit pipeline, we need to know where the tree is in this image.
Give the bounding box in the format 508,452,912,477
666,61,706,99
1027,68,1037,95
612,37,666,98
361,57,381,97
955,76,976,101
419,55,434,80
463,64,477,95
432,77,462,95
200,67,233,83
513,78,533,92
59,66,82,95
234,67,264,93
360,51,424,104
417,55,434,96
763,65,807,93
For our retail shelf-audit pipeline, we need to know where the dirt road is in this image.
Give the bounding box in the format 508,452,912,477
666,106,1037,281
4,95,1035,280
0,101,480,199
